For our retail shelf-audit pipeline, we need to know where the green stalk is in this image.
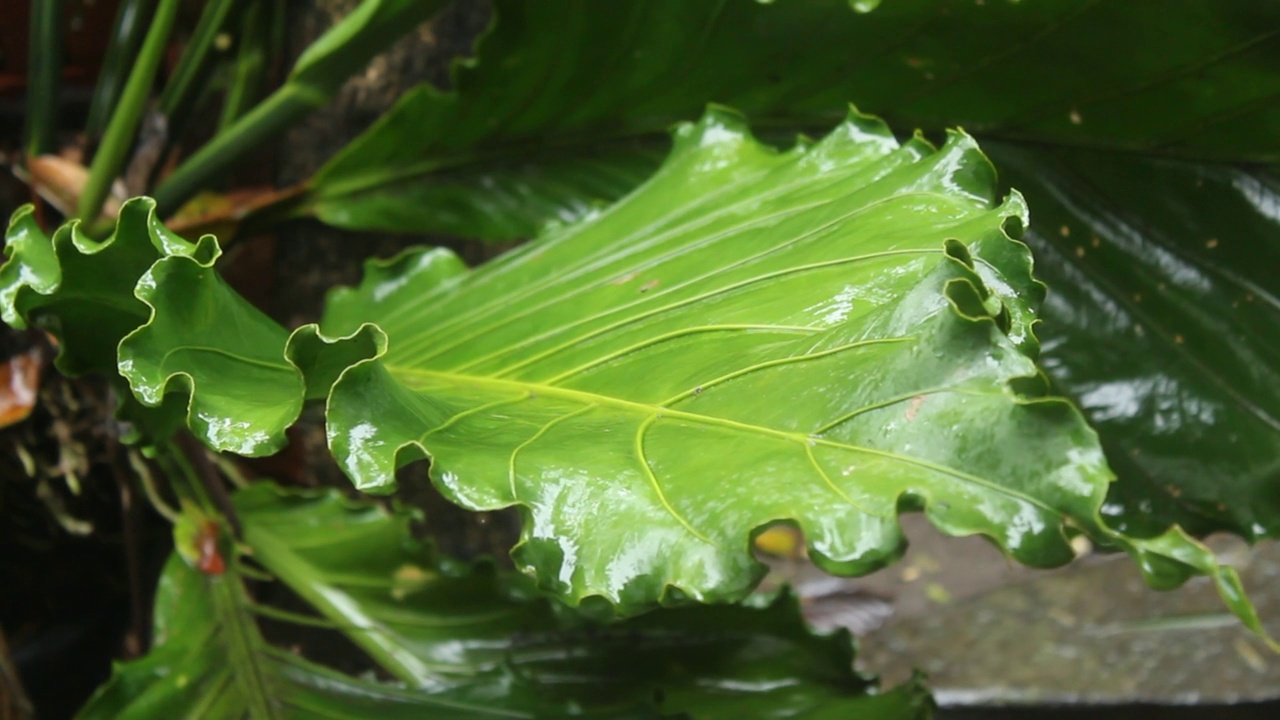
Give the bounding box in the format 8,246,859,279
24,0,65,158
218,0,273,131
159,0,239,122
244,524,443,684
153,83,322,217
152,0,449,219
78,0,181,223
209,574,276,719
84,0,156,139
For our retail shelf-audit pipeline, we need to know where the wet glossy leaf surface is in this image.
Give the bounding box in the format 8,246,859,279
985,146,1280,541
0,199,298,453
78,556,592,719
3,110,1271,635
304,0,1280,240
0,200,211,378
80,482,932,719
303,108,1120,611
300,0,1280,544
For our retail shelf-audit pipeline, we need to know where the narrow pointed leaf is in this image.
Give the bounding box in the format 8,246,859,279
79,556,619,719
151,0,450,216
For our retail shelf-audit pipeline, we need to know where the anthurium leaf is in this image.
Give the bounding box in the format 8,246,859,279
283,108,1124,615
233,481,934,719
301,0,1280,241
1,198,213,376
985,144,1280,542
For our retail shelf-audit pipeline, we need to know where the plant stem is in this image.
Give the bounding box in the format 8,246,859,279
85,0,156,139
152,0,449,218
24,0,65,158
176,433,242,538
127,448,182,523
159,0,239,117
244,524,441,685
78,0,181,223
153,83,324,217
218,0,274,131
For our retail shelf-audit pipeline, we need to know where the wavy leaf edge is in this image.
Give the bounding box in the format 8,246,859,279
4,110,1272,644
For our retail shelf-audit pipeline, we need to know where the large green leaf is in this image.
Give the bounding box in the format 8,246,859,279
295,108,1105,611
65,108,1269,633
80,482,932,718
300,0,1280,240
4,109,1269,635
300,0,1280,542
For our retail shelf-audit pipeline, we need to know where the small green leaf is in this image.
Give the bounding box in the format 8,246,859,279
1,198,213,377
118,247,300,456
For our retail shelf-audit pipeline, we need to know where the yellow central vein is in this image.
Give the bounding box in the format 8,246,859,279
390,365,1063,519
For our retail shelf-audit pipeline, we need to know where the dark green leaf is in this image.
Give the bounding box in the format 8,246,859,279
78,555,601,719
79,483,932,718
302,0,1280,240
985,144,1280,540
233,481,933,719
